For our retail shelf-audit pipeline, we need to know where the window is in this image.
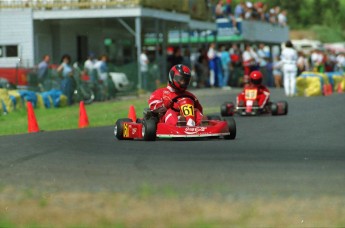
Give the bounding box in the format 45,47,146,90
6,45,18,57
0,45,19,57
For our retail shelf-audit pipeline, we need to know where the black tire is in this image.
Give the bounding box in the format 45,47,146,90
223,117,236,140
280,101,288,115
271,103,278,115
220,102,234,116
272,101,288,115
142,118,157,141
114,118,133,140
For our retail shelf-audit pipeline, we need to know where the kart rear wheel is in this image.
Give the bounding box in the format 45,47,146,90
278,101,288,115
223,117,236,140
271,103,278,115
142,119,157,141
114,118,133,140
220,102,234,116
271,101,288,115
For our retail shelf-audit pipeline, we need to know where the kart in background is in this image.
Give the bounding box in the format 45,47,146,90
221,87,288,117
114,95,236,141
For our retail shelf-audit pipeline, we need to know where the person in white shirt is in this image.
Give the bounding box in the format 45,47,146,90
280,40,298,97
335,53,345,73
207,43,217,87
140,48,149,91
84,52,96,82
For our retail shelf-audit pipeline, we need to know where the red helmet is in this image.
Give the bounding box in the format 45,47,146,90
168,64,191,92
250,71,263,85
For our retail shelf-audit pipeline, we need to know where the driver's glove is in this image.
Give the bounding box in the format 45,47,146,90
162,95,173,109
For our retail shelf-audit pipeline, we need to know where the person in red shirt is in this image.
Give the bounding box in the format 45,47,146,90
236,70,270,108
148,64,204,126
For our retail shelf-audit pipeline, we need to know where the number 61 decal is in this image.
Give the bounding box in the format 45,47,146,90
181,104,194,117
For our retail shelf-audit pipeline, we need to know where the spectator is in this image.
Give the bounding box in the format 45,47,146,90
94,54,109,99
37,54,50,90
234,1,245,33
223,0,237,30
244,2,253,20
84,52,96,82
229,43,243,87
215,0,224,18
335,52,345,73
280,40,298,97
57,54,75,105
220,45,231,88
242,44,258,86
278,9,287,26
207,42,217,87
272,55,283,88
257,43,268,86
297,51,309,75
140,48,149,91
196,47,209,88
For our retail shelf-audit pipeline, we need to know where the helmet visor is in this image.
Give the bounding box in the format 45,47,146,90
174,75,191,89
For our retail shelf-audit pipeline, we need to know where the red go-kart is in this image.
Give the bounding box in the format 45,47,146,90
221,87,288,116
114,95,236,141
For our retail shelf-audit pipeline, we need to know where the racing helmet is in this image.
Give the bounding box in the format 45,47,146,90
168,64,192,92
250,71,263,85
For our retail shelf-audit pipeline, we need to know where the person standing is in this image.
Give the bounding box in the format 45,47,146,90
140,48,149,91
57,54,75,105
207,42,217,87
37,54,50,90
281,40,298,97
220,45,231,89
242,44,258,86
94,54,109,99
84,52,96,82
257,43,268,86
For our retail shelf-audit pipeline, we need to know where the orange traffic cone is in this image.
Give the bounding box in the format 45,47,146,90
27,101,40,133
128,105,137,122
337,83,343,93
79,101,89,128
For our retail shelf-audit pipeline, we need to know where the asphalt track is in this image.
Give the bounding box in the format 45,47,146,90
0,88,344,198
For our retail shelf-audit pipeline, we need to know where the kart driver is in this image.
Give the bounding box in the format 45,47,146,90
236,70,270,108
148,64,204,126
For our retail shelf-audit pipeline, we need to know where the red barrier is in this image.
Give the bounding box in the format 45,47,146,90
0,68,29,86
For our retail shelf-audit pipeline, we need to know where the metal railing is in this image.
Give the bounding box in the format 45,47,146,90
0,0,140,9
0,0,212,20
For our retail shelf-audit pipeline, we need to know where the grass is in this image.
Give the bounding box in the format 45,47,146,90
0,96,149,136
0,187,344,227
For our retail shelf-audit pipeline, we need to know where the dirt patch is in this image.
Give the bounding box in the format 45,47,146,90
1,187,344,227
290,30,318,40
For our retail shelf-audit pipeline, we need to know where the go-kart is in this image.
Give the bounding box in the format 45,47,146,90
114,95,236,141
221,87,288,116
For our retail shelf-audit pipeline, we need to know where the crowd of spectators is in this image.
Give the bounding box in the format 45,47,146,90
213,0,288,34
165,42,345,94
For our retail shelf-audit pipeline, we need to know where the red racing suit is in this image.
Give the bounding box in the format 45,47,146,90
148,85,204,125
236,84,270,108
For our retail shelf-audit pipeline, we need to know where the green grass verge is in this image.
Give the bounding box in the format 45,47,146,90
0,96,221,136
0,97,148,136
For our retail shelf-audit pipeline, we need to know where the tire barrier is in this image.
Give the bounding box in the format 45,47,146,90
0,88,68,114
296,71,345,97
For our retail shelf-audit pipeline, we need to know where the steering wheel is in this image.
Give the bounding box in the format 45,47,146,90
170,94,196,112
171,94,196,104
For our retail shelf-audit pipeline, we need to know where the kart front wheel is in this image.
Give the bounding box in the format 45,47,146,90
114,118,133,140
221,102,235,116
223,117,236,140
142,119,157,141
